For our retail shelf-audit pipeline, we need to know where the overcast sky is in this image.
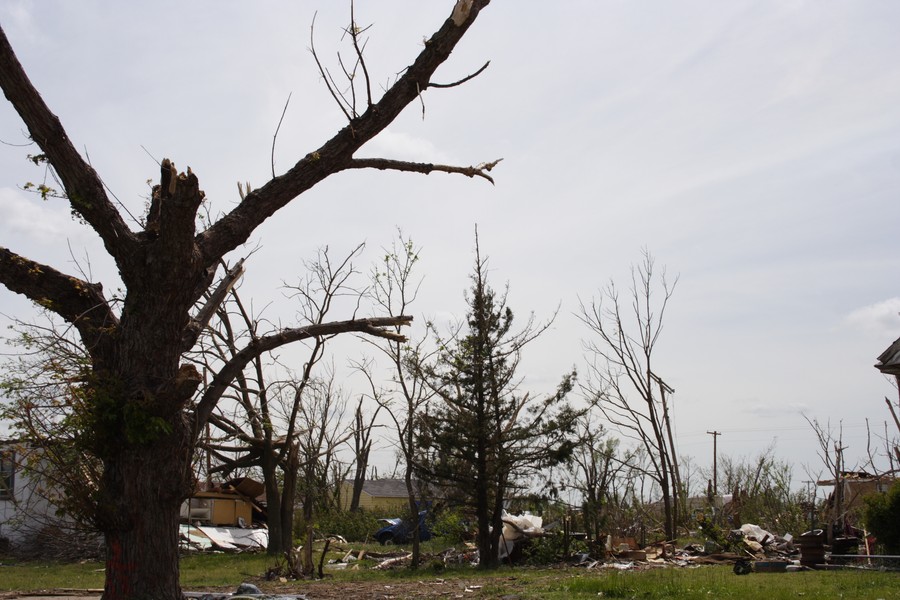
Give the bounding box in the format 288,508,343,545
2,1,900,494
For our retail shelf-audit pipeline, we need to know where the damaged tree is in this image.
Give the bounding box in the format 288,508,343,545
0,2,496,597
194,245,365,556
563,416,634,545
358,233,436,569
578,251,682,540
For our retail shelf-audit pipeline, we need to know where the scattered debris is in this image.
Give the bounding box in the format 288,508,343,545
373,553,414,570
267,521,897,577
183,582,308,599
179,524,268,552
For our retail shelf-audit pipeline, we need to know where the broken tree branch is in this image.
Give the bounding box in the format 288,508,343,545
0,26,136,261
429,60,491,88
346,157,502,184
182,259,247,351
192,315,414,438
886,396,900,436
198,0,493,266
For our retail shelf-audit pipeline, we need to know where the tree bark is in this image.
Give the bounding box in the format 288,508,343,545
280,445,300,556
97,402,194,600
261,450,284,555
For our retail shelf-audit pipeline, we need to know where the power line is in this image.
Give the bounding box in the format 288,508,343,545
679,424,871,438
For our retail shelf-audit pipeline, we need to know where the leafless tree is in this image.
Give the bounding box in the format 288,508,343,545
292,371,352,576
356,233,436,568
346,396,381,512
578,250,682,540
192,244,370,557
563,415,631,544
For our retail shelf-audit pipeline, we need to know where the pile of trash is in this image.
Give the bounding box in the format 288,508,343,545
287,520,881,574
322,511,544,571
570,523,888,573
725,523,795,557
572,523,798,571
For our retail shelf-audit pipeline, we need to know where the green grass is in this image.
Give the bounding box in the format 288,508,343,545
550,567,900,600
179,552,273,587
0,553,272,591
0,560,106,591
1,553,899,599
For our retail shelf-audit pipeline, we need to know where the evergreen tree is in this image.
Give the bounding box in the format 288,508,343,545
417,233,581,568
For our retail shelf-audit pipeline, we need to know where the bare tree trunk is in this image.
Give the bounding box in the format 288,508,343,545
660,386,682,535
100,418,193,600
405,466,421,568
350,466,367,512
280,445,300,556
350,402,374,512
260,450,284,555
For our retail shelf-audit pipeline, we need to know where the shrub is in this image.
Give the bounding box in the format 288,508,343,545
863,479,900,554
430,507,471,544
522,532,588,565
306,510,384,543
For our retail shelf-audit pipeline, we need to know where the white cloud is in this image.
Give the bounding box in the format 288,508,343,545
845,298,900,334
0,187,88,244
0,2,42,45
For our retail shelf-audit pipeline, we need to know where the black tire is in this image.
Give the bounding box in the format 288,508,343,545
379,534,395,546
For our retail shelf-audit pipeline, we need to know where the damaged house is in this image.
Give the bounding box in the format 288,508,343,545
179,478,269,551
1,440,269,555
0,440,101,556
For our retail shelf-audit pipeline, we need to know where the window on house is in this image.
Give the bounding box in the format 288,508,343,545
0,450,14,500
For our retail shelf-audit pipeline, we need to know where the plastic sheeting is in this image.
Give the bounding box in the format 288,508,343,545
499,511,543,559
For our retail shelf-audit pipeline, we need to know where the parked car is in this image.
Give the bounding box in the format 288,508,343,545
374,510,432,545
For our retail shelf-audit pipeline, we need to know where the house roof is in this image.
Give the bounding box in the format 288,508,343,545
816,471,895,486
876,335,900,375
360,479,411,498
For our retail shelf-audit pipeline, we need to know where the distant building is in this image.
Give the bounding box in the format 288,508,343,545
817,470,896,520
339,479,430,512
181,477,266,527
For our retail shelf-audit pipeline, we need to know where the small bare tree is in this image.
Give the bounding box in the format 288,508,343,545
579,251,681,540
562,413,643,545
191,244,379,556
347,396,381,512
356,233,436,568
292,372,352,576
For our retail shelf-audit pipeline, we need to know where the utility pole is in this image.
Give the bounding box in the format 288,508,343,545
650,372,680,511
706,430,721,495
831,441,848,544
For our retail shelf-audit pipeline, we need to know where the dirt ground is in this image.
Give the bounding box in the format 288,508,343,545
265,575,529,599
0,575,534,600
